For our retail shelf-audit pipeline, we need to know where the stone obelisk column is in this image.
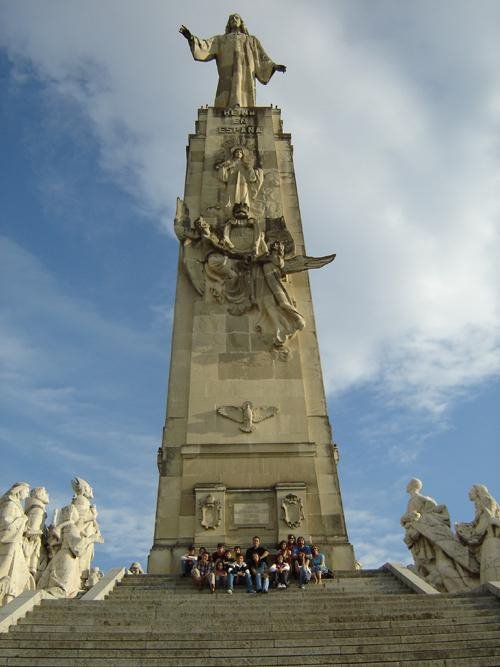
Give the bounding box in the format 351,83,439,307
148,14,355,573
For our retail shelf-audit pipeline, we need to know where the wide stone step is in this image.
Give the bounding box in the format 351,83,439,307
106,587,472,598
1,647,500,666
6,620,500,643
18,603,499,625
35,603,493,619
114,581,406,587
118,572,390,583
12,612,500,636
1,635,500,657
117,572,412,595
46,593,497,608
3,627,500,650
18,611,499,629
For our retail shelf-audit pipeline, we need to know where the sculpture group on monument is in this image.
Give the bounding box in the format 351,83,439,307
0,478,103,606
401,479,500,592
176,18,334,354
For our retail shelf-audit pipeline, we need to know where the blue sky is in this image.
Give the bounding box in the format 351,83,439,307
1,0,499,571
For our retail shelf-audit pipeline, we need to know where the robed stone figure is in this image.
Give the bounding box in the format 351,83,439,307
180,14,286,108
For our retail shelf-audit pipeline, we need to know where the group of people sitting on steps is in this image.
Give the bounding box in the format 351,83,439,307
180,534,330,593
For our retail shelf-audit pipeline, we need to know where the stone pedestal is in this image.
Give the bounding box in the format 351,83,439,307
148,106,355,573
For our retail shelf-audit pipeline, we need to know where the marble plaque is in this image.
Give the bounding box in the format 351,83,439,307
233,502,269,526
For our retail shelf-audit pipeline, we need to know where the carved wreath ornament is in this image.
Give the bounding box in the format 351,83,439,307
281,493,304,529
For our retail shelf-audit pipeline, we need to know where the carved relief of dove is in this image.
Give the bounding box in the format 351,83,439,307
217,401,279,433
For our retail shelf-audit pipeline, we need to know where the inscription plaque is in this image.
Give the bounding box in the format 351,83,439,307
233,502,269,526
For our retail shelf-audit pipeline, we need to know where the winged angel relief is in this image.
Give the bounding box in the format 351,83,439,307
174,198,335,350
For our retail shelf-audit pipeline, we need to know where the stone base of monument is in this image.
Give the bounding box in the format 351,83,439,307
1,568,500,665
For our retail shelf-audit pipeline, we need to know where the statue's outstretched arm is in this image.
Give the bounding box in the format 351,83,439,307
179,25,192,41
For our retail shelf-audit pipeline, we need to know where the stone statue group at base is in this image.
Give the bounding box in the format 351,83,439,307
401,479,500,592
0,477,103,606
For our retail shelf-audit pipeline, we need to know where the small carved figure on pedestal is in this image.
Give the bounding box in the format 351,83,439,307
85,566,103,589
128,562,145,575
215,146,263,214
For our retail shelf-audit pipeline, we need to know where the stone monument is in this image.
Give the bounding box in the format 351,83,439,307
148,14,355,573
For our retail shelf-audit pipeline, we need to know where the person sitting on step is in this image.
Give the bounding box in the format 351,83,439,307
269,553,290,589
214,558,228,590
191,552,215,592
180,545,197,577
310,545,328,584
276,539,292,564
223,549,235,570
293,536,312,578
211,542,227,563
249,551,269,593
226,553,254,594
297,551,311,589
196,546,207,562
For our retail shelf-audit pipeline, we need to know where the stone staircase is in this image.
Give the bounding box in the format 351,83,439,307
1,570,500,666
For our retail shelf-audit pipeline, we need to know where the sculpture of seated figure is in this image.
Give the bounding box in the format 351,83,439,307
38,504,88,598
23,486,49,583
456,485,500,583
70,478,104,584
401,478,479,592
0,482,35,606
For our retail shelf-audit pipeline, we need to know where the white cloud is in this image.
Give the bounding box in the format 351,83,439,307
345,508,408,568
3,1,499,416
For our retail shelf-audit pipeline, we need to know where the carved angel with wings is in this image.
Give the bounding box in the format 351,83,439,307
255,240,335,347
217,401,279,433
174,197,336,351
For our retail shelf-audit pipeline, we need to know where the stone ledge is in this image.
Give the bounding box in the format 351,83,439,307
0,590,54,634
80,568,126,601
182,442,315,458
382,562,440,594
